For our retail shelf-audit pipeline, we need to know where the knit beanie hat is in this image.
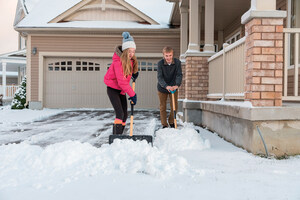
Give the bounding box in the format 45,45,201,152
122,32,136,51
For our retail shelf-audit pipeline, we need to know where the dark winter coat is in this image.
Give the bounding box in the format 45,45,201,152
157,58,182,93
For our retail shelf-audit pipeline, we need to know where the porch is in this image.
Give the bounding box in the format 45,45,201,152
0,85,19,100
0,49,26,103
172,0,300,157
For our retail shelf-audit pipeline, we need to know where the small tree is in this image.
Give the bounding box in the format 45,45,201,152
11,76,27,109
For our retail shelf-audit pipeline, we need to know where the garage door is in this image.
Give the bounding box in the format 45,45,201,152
44,57,160,109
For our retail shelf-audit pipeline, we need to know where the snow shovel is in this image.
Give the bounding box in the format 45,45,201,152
170,89,177,129
109,80,153,144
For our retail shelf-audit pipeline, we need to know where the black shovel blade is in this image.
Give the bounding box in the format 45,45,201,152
109,135,153,144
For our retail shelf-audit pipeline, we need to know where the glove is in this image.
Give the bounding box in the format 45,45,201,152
131,72,139,81
128,94,137,105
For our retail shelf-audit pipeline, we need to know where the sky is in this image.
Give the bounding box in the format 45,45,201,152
0,0,19,55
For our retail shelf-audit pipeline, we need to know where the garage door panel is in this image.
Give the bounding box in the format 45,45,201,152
44,57,160,109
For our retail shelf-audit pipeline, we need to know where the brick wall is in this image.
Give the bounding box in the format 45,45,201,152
179,63,186,99
185,56,209,100
244,18,283,106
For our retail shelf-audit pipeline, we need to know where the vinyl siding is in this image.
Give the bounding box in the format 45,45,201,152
30,33,180,101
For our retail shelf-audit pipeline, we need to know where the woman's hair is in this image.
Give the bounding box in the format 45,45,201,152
120,49,138,77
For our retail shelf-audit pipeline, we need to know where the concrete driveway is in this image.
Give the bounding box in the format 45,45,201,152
0,110,161,147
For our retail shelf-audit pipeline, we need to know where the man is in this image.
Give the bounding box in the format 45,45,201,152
157,46,182,128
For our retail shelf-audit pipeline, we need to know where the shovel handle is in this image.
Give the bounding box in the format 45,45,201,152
130,81,136,136
171,92,177,129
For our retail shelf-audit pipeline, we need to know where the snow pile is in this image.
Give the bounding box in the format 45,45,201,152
104,139,189,178
0,127,209,190
155,127,210,152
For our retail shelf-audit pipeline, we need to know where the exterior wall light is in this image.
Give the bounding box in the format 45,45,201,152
32,47,37,55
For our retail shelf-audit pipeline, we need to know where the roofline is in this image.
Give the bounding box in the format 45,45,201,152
14,27,180,34
0,49,26,57
169,2,177,24
0,57,26,64
18,0,28,15
49,0,93,23
49,0,159,25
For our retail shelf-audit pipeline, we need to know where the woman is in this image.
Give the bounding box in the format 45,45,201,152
104,32,139,135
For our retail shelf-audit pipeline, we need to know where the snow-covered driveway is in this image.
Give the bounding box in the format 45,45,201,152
0,106,300,200
0,109,160,147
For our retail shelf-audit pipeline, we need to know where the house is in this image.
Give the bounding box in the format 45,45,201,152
168,0,300,157
15,0,300,157
0,0,26,102
14,0,178,109
0,50,26,101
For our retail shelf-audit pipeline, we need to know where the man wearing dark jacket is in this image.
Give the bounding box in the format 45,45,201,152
157,46,182,128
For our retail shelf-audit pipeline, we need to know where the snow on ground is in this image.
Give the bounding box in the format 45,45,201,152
0,105,65,123
0,107,300,200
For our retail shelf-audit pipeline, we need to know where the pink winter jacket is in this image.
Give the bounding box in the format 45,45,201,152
104,46,135,97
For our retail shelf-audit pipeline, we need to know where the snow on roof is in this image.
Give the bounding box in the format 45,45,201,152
24,0,42,13
16,0,174,29
17,0,82,28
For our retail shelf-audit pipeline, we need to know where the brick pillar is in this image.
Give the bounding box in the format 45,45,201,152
179,63,186,99
185,56,209,100
244,18,284,106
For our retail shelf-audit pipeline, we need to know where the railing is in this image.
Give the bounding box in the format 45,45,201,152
283,28,300,101
207,37,246,100
0,85,19,99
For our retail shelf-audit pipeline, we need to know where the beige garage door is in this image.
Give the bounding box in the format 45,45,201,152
44,57,160,109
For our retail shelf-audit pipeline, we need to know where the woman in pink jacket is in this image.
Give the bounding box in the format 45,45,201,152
104,32,139,135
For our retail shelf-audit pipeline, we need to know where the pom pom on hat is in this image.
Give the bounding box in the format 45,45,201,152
122,32,136,51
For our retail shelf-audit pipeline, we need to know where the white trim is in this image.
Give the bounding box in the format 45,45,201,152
282,96,300,101
26,35,31,103
283,28,300,33
225,31,241,44
37,52,162,58
2,62,7,98
0,59,26,64
241,10,287,24
207,93,245,97
208,36,246,62
0,72,18,77
287,0,292,28
0,49,26,57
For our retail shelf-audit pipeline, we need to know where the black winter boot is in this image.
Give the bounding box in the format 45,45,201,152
122,125,125,134
169,123,175,128
113,124,123,135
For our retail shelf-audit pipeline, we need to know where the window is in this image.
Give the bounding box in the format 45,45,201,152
225,31,241,45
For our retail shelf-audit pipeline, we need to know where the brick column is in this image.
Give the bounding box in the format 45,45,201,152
244,18,284,106
178,62,186,99
185,56,209,100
